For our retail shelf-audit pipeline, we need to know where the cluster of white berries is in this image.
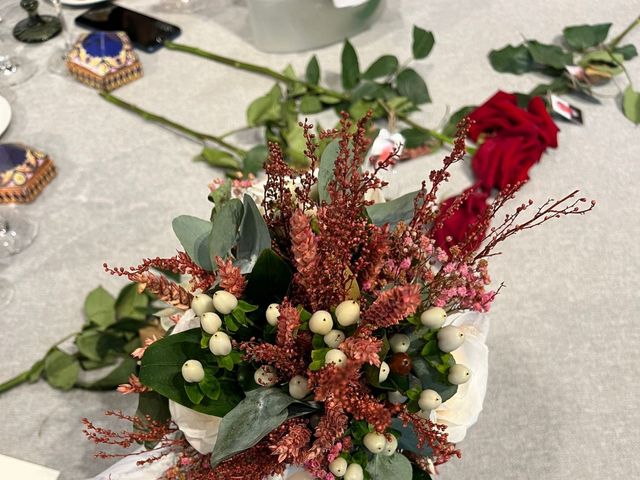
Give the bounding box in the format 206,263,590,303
326,431,397,479
328,458,363,480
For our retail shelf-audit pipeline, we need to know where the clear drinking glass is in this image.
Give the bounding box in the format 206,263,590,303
0,33,37,85
0,208,38,258
46,0,73,76
159,0,205,13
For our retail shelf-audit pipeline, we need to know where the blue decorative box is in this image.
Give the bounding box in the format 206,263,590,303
0,144,56,203
66,31,143,91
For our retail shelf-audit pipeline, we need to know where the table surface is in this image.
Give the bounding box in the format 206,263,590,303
0,0,639,478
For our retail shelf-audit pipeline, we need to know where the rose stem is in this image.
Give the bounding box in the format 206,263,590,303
608,15,640,49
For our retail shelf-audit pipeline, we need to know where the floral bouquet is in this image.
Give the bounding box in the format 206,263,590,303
85,114,593,480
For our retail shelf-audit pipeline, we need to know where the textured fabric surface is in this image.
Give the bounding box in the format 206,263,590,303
0,0,638,478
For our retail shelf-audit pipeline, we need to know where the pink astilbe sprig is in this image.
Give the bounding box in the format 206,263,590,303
117,374,150,395
289,211,320,307
214,256,246,297
131,335,158,360
397,410,461,466
359,284,422,334
276,301,302,347
339,336,382,367
269,418,313,464
303,398,349,473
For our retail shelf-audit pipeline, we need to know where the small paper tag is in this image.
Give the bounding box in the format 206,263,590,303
0,454,60,479
550,95,583,124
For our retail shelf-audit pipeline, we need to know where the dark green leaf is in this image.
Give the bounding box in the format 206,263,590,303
116,283,149,321
247,85,282,126
81,356,138,390
139,329,243,416
199,370,221,400
185,382,205,404
217,354,235,371
351,81,384,101
396,68,430,105
319,94,342,105
623,85,640,124
209,198,244,263
242,145,268,176
390,418,433,457
442,105,476,138
528,76,570,97
363,55,399,79
135,391,171,447
615,44,638,61
300,95,324,114
341,39,360,90
488,44,534,74
412,26,435,60
412,356,457,402
75,330,104,362
367,452,413,480
195,148,241,171
318,139,340,204
44,349,80,391
210,388,305,467
399,128,431,148
172,215,214,271
84,287,116,329
244,249,293,306
305,55,320,85
366,191,418,228
236,195,271,273
385,96,416,114
28,360,45,383
563,23,611,50
526,40,573,70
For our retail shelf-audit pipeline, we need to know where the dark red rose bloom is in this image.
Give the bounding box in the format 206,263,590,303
432,187,490,255
468,91,559,191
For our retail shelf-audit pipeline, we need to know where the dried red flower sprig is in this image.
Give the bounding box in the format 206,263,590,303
359,284,422,334
397,410,461,466
214,256,246,297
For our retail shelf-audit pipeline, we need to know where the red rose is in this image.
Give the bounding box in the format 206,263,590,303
432,187,490,256
468,91,559,191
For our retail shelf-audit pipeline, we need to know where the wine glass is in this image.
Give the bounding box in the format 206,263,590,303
159,0,206,13
13,0,61,43
0,33,37,86
0,208,38,258
46,0,73,76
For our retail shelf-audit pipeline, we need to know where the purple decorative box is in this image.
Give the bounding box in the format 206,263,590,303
0,144,57,204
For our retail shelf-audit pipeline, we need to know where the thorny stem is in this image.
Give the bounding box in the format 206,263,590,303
608,15,640,49
0,331,78,394
100,92,247,156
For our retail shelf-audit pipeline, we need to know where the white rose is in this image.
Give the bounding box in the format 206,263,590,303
432,311,489,443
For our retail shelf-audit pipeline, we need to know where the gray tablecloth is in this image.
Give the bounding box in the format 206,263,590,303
0,0,638,478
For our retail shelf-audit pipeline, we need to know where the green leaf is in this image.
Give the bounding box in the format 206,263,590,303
44,349,80,391
341,39,360,90
116,283,149,321
390,418,433,457
412,26,435,60
185,382,205,404
209,198,244,263
195,148,241,171
247,85,282,126
282,65,307,96
528,76,570,97
139,329,243,416
300,95,324,114
367,452,413,480
442,105,476,138
412,356,457,402
244,249,293,306
134,391,171,447
351,82,384,101
623,85,640,124
563,23,611,50
399,128,431,149
385,96,416,114
199,370,221,400
319,94,342,105
526,40,573,70
318,138,340,204
396,68,430,105
217,354,235,371
210,388,305,467
235,195,271,273
242,145,268,176
305,55,320,85
615,44,638,61
84,287,116,329
366,191,418,228
82,356,138,390
363,55,399,79
579,50,625,75
488,44,534,74
75,330,104,362
172,215,214,271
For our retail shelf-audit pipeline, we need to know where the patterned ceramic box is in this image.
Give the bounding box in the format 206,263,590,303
0,144,57,204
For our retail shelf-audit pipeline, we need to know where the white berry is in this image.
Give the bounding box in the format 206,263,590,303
212,290,238,315
389,333,410,353
254,365,278,387
201,312,222,334
324,329,346,348
288,375,311,399
383,434,398,456
437,326,465,352
181,360,205,383
309,310,333,335
335,300,360,326
329,457,348,477
344,463,363,480
191,293,214,316
418,389,442,411
265,303,280,326
448,364,471,384
209,331,232,356
363,432,386,454
387,390,407,404
378,361,390,383
420,307,447,329
325,348,347,367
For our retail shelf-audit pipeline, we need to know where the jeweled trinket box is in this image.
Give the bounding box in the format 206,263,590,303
0,144,57,203
66,31,143,91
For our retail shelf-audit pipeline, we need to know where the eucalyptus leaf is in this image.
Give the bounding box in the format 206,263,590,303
300,95,324,114
623,85,640,124
318,139,341,204
390,418,434,457
243,145,269,176
44,349,80,391
116,283,149,321
84,287,116,329
397,68,431,105
210,388,305,467
236,195,271,274
195,148,241,171
363,55,399,79
412,26,435,60
526,40,573,70
366,452,413,480
209,198,244,264
366,191,418,228
341,39,360,90
305,55,320,85
488,44,534,74
563,23,611,50
172,215,214,271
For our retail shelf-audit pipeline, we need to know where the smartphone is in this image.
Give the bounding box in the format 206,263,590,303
75,4,181,53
